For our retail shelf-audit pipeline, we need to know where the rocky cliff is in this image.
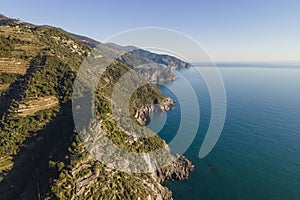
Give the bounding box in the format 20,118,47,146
0,14,193,200
153,154,194,183
135,97,175,125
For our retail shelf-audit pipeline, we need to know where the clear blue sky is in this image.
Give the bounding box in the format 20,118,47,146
1,0,300,62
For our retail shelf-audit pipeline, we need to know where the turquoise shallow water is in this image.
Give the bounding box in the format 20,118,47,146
148,67,300,200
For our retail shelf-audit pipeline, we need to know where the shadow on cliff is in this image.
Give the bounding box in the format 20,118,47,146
0,56,46,118
0,102,75,200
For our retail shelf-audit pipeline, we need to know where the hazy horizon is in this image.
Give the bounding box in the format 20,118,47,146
1,0,300,63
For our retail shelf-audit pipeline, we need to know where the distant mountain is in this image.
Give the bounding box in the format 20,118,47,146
0,14,7,20
69,31,190,82
69,31,189,68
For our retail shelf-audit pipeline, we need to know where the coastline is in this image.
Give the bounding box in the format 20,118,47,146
135,97,194,199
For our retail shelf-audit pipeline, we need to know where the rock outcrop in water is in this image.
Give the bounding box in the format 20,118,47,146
147,155,194,200
153,154,194,183
135,97,175,125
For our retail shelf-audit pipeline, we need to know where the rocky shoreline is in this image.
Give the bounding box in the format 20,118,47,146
134,97,175,126
146,155,194,200
154,154,194,183
134,98,194,199
128,154,194,200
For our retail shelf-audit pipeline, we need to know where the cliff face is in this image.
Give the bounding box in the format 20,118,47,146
153,155,194,183
134,65,177,82
117,49,190,70
0,14,193,200
116,49,189,82
146,155,194,200
135,97,175,125
46,140,193,200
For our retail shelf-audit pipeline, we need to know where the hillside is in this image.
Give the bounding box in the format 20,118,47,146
70,32,190,82
0,14,193,199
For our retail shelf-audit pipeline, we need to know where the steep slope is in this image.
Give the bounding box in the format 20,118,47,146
0,14,193,200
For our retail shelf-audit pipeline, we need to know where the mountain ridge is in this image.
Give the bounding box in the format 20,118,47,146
0,13,193,199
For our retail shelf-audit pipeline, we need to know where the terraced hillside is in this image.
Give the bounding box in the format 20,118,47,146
0,14,193,200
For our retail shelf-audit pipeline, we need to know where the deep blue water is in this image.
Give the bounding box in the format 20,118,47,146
148,67,300,200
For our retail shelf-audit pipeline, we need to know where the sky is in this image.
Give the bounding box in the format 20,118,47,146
1,0,300,62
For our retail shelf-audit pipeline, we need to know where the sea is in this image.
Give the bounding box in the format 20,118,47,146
147,64,300,200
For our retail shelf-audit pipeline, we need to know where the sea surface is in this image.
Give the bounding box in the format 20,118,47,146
148,65,300,200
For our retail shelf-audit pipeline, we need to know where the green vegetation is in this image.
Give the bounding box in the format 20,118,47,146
0,73,19,84
0,16,177,200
